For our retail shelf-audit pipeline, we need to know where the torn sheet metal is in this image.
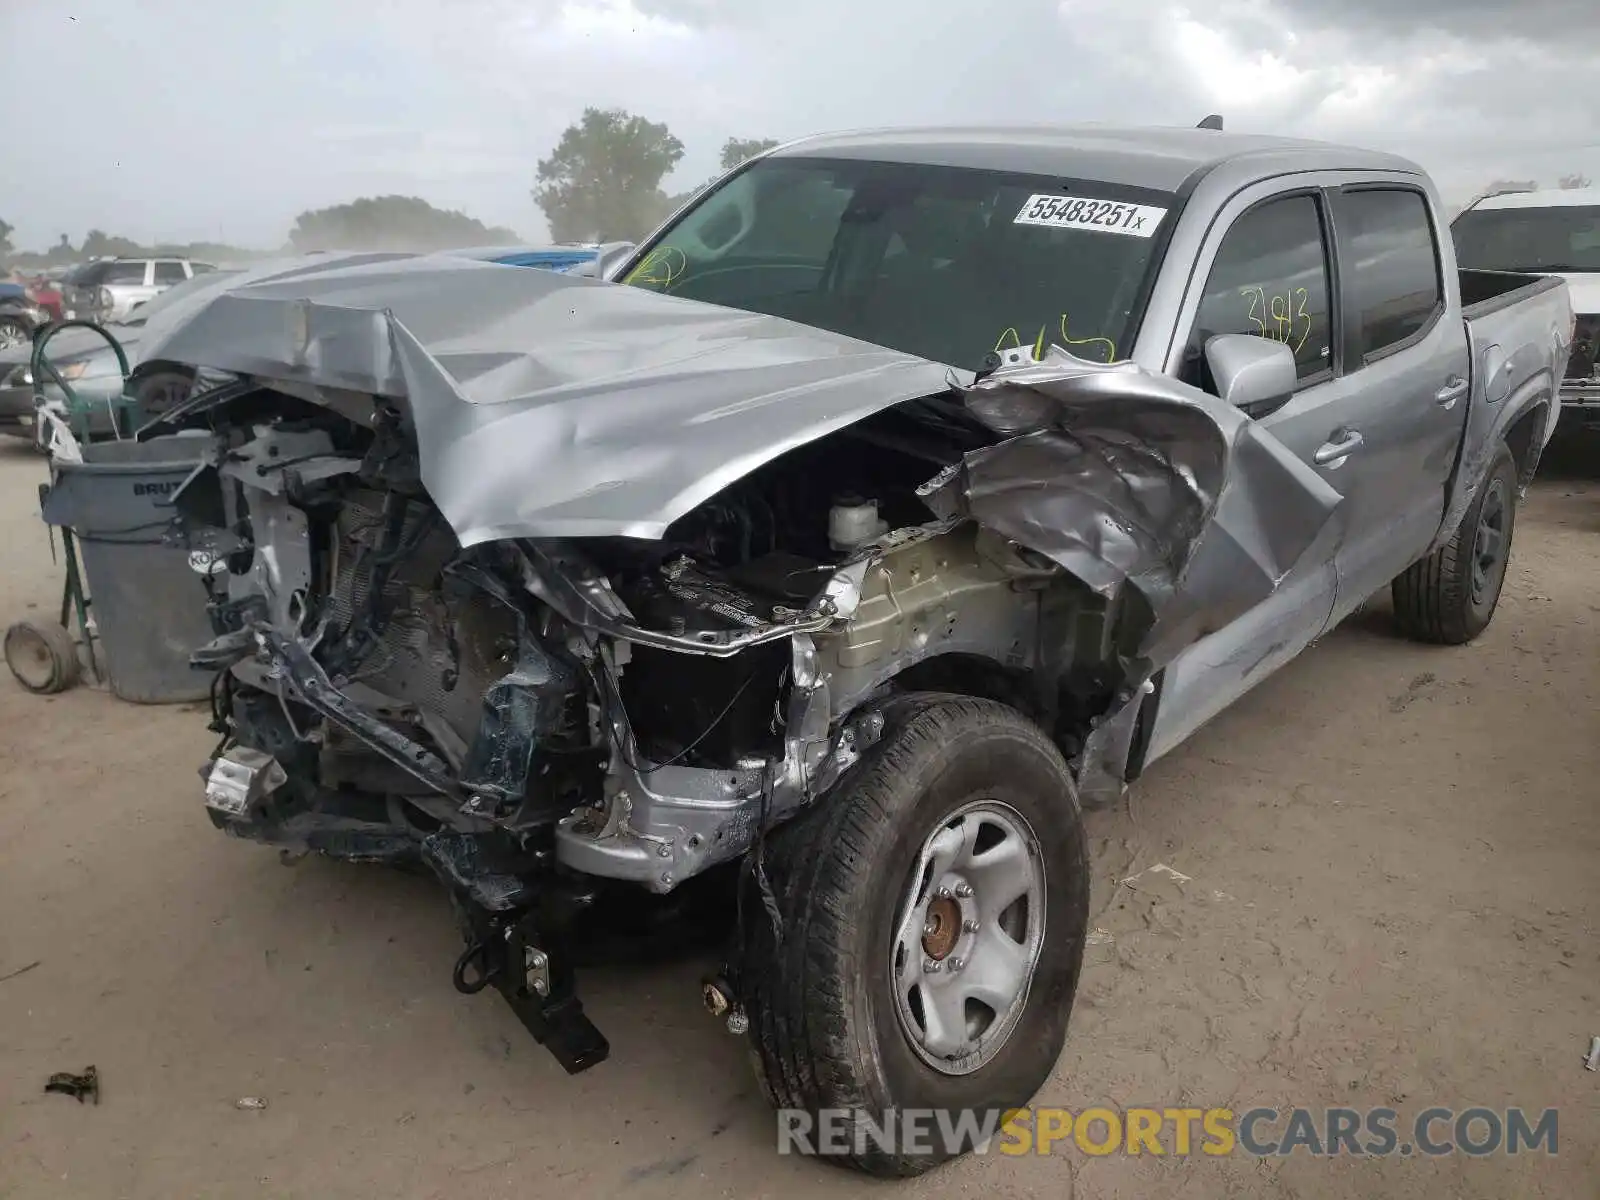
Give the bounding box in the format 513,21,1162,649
134,253,960,547
922,347,1343,674
921,348,1342,804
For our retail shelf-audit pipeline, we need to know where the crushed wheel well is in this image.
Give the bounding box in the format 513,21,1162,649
890,653,1050,723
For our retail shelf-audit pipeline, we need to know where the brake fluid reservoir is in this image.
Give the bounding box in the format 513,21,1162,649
828,497,888,552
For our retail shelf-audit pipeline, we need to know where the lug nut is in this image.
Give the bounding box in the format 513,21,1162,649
963,918,980,933
954,882,973,898
948,957,966,972
936,886,953,899
923,958,943,973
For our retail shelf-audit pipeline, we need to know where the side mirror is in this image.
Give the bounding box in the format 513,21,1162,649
1204,333,1298,415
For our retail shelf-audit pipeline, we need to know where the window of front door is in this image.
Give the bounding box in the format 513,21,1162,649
1182,193,1336,396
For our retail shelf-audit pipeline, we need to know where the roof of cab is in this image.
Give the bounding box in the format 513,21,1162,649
768,124,1422,193
1469,187,1600,211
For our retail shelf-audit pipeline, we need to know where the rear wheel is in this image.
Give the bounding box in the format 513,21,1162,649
742,695,1089,1176
1392,444,1518,644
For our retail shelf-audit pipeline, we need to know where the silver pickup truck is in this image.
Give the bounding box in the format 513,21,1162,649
129,125,1570,1177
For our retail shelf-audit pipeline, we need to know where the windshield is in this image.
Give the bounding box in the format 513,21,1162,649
621,156,1175,371
119,268,241,326
1453,204,1600,273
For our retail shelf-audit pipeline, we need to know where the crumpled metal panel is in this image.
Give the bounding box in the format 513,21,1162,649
921,347,1343,675
134,253,958,547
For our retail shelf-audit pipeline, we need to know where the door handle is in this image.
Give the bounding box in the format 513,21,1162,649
1313,429,1364,466
1435,376,1469,408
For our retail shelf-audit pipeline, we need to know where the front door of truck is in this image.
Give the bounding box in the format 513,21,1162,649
1141,183,1349,765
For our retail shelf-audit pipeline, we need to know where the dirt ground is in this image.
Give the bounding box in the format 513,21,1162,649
1,430,1596,1200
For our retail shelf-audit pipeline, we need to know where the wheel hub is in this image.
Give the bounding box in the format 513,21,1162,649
12,635,52,689
921,896,961,961
890,799,1046,1076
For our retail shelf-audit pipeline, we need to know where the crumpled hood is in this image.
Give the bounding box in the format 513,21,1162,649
134,253,960,545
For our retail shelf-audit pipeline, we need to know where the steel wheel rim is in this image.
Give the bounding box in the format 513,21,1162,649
890,799,1046,1076
0,321,26,351
1471,478,1508,606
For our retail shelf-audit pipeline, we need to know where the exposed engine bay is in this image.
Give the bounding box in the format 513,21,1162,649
188,388,1121,852
173,385,1133,1072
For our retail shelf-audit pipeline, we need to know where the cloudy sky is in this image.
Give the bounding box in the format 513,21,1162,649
2,0,1594,251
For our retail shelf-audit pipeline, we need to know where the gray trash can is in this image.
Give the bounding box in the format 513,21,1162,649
40,433,217,704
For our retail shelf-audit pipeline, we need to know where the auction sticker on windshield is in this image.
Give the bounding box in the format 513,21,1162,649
1014,194,1167,238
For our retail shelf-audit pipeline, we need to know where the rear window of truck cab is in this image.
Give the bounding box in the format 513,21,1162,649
623,156,1176,373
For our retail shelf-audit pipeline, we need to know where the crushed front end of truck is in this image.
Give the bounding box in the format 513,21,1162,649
136,254,1339,1077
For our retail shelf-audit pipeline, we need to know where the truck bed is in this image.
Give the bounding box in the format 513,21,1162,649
1459,268,1564,320
1461,270,1569,415
1434,267,1572,549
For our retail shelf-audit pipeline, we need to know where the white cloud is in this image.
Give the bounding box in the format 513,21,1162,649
555,0,696,41
0,0,1594,251
1169,17,1311,111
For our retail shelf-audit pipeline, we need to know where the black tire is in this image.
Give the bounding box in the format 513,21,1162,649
4,619,82,694
117,369,196,438
742,695,1089,1177
129,368,196,416
1392,444,1518,645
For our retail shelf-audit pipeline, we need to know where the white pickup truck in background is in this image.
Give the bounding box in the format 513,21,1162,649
1454,187,1600,428
58,257,218,324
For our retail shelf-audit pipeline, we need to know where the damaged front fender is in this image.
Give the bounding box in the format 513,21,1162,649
922,348,1344,802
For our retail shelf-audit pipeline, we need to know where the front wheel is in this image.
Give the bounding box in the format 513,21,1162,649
1392,444,1518,645
742,695,1089,1177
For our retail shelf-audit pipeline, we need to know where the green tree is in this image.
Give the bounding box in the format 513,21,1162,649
0,218,13,264
81,229,145,258
287,196,518,252
719,136,779,171
1559,173,1593,190
534,108,685,242
9,232,267,269
40,235,77,266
